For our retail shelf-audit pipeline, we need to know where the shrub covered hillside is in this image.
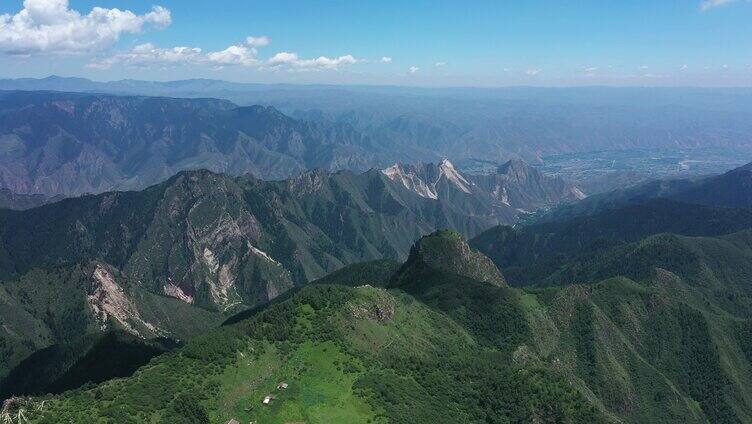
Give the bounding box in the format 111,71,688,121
473,223,752,422
10,232,604,424
10,229,752,423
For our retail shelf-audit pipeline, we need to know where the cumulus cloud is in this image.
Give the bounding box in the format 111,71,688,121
207,44,259,66
409,66,419,73
380,56,392,63
0,0,171,55
525,68,541,76
680,64,689,70
204,35,270,66
87,43,202,69
85,31,359,73
435,61,446,67
267,52,359,71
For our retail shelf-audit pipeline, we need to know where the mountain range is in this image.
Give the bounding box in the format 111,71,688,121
3,80,752,423
1,161,752,422
0,90,380,196
9,220,752,423
2,79,752,188
0,159,580,383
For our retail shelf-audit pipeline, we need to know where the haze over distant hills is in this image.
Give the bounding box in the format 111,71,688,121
1,77,752,197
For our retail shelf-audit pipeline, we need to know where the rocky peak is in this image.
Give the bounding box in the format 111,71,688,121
402,229,506,286
496,159,537,182
437,158,472,193
381,159,475,199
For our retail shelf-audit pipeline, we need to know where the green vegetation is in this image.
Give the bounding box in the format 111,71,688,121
471,198,752,286
16,233,606,423
17,282,602,423
6,176,752,422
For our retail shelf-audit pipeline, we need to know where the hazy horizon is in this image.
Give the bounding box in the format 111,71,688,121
7,74,752,91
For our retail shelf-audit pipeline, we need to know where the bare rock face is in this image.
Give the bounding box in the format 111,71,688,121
123,171,294,312
1,396,41,423
382,158,585,215
163,278,194,304
87,263,163,337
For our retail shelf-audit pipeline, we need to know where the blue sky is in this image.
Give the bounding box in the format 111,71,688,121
1,0,751,86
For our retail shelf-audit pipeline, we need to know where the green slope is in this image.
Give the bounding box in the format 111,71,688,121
0,167,513,381
15,283,602,424
12,233,605,423
471,198,752,286
9,212,752,422
471,220,752,422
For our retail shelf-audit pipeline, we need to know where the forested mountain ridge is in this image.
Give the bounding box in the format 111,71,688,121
0,189,61,210
472,197,752,287
0,162,578,381
11,227,752,423
2,232,609,423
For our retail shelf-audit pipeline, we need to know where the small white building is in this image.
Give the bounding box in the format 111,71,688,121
263,395,273,405
277,382,289,390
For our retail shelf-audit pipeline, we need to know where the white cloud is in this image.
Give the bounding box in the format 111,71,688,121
268,51,297,65
525,68,541,76
206,35,269,66
88,43,202,69
90,34,271,69
722,64,730,69
267,51,359,71
0,0,171,55
639,65,649,70
380,56,392,63
680,64,689,70
409,66,419,74
246,36,270,47
700,0,739,10
207,44,258,66
86,31,358,72
435,61,446,67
